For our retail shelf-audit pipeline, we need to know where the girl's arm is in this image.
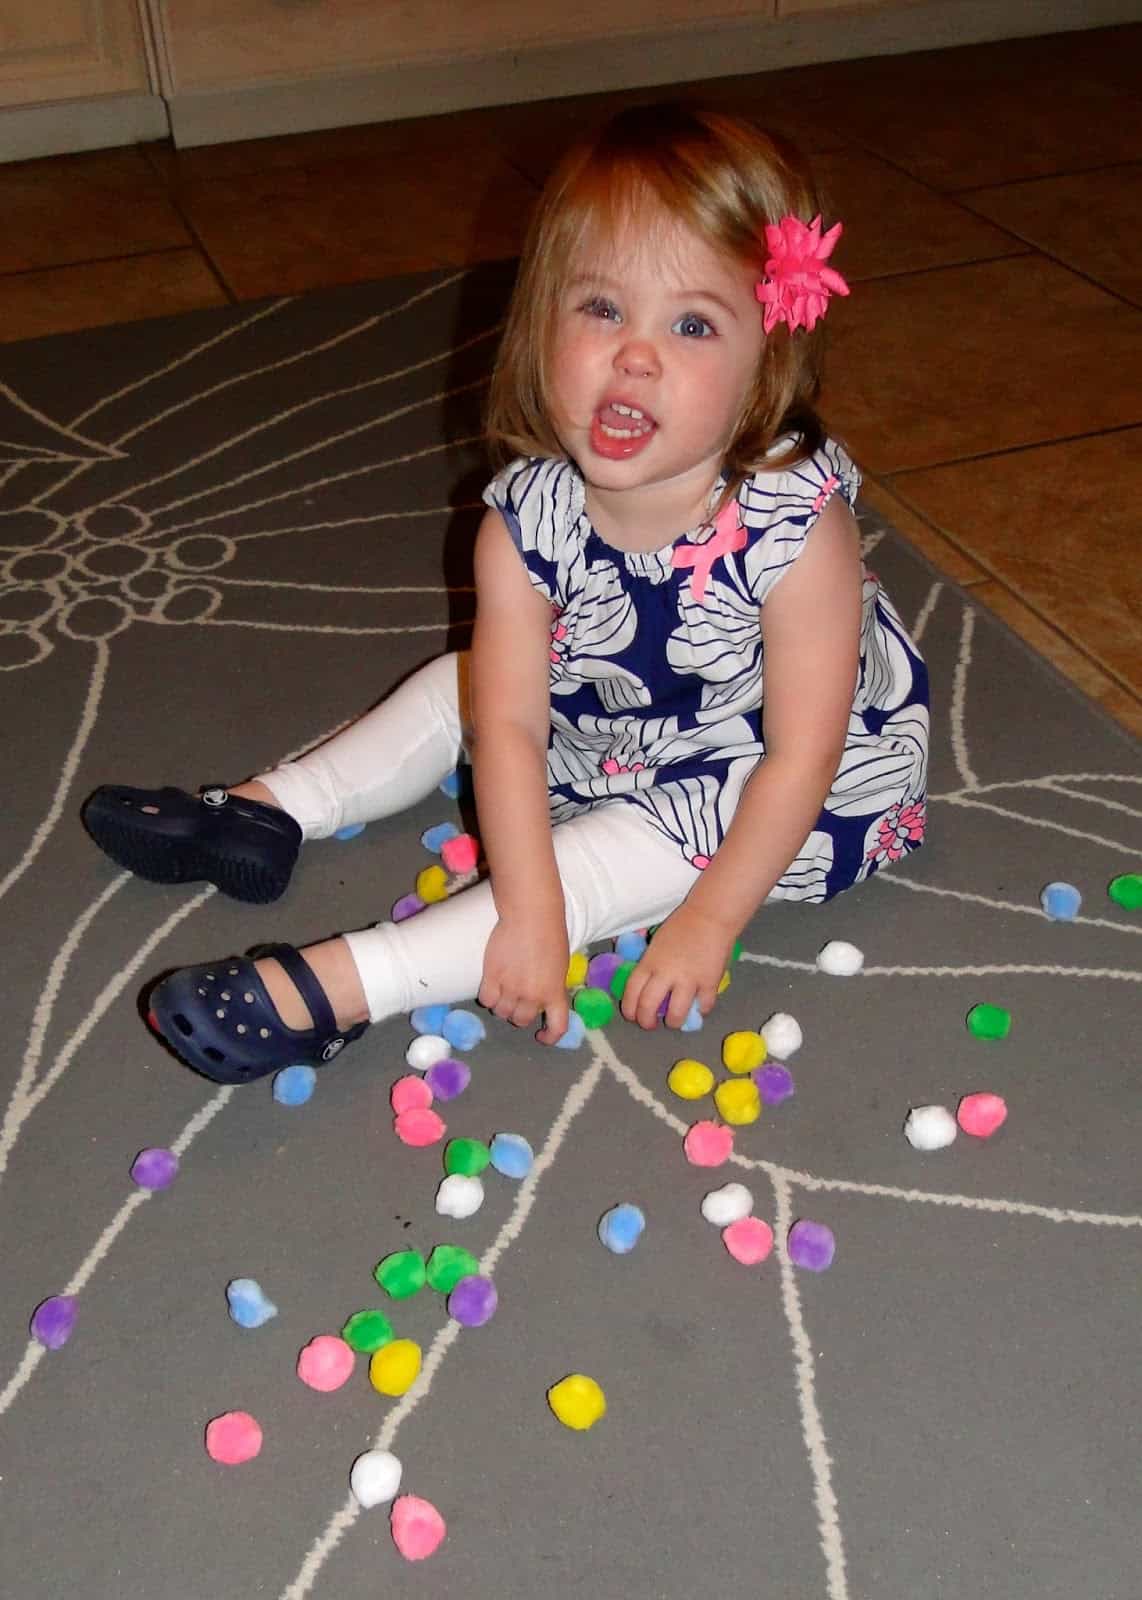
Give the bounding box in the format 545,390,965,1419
622,495,863,1029
469,509,571,1044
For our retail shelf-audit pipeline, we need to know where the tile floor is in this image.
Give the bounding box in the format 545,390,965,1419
2,24,1139,734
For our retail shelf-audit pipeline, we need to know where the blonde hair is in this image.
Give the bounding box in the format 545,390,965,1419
486,102,832,487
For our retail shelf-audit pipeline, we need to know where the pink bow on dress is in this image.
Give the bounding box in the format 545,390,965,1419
672,497,747,602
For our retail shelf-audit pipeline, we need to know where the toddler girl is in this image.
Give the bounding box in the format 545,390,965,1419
82,103,929,1085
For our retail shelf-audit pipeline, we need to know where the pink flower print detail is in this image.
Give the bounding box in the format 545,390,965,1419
601,757,647,776
755,214,850,335
866,799,926,865
811,474,840,515
549,608,568,665
672,498,748,603
691,854,711,870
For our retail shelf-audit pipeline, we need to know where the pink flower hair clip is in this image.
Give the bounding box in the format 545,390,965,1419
755,214,850,334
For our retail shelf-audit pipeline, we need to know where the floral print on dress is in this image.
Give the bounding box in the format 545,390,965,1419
483,437,929,901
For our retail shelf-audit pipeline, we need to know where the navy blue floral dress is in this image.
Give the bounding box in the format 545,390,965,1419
483,438,929,901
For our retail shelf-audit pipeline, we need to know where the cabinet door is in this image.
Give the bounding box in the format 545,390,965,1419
0,0,153,108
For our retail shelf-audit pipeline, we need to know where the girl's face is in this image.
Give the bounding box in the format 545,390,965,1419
547,210,765,534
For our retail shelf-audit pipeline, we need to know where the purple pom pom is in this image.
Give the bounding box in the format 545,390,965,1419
586,952,623,990
424,1057,471,1101
754,1063,795,1105
448,1274,498,1327
30,1295,78,1350
787,1219,836,1272
130,1147,179,1189
392,893,426,923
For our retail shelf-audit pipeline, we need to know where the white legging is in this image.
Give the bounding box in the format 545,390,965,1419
259,652,701,1023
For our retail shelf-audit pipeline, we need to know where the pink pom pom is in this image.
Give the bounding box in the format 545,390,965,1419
441,833,479,875
394,1107,446,1147
957,1092,1008,1138
722,1216,774,1265
683,1120,734,1167
390,1494,447,1561
390,1074,433,1114
205,1411,263,1464
296,1335,355,1392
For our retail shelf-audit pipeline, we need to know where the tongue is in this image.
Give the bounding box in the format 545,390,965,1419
598,404,649,432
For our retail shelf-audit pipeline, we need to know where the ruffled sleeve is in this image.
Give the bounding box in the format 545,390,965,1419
738,438,861,606
482,457,583,606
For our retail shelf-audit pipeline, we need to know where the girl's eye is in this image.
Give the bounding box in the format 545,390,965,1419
673,312,715,338
580,296,621,323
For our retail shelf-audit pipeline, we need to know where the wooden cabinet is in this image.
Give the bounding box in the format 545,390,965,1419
0,0,153,108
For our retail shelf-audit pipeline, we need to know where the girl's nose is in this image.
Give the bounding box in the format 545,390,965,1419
615,337,660,379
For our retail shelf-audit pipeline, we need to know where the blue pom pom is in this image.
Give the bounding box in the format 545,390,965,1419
420,821,460,854
680,998,704,1032
489,1132,534,1180
438,769,462,799
1040,880,1082,921
410,1003,450,1035
442,1008,485,1050
598,1203,645,1255
272,1064,317,1105
333,822,366,841
553,1011,586,1050
226,1278,278,1328
614,929,648,961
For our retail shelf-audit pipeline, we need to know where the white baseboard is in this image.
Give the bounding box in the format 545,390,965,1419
0,93,169,163
167,0,1141,149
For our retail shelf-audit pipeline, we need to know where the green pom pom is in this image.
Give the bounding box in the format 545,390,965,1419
341,1308,394,1352
374,1249,427,1299
608,960,636,1000
1108,873,1142,910
966,1002,1011,1040
730,937,743,964
573,986,615,1027
444,1137,491,1177
426,1244,481,1294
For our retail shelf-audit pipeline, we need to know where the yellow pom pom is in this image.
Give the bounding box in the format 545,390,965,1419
548,1373,607,1430
565,951,588,988
717,969,732,994
415,865,449,904
369,1338,422,1396
667,1058,715,1100
714,1077,761,1126
722,1030,766,1074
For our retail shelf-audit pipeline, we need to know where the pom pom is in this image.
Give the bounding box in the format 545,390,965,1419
816,940,864,976
369,1339,422,1397
374,1250,427,1299
448,1274,498,1326
30,1295,77,1350
701,1182,753,1226
410,1003,449,1035
722,1216,774,1265
392,892,426,922
393,1107,446,1147
390,1074,433,1114
598,1203,645,1254
296,1334,355,1392
415,864,448,903
722,1030,766,1074
441,832,479,874
489,1132,534,1179
1108,872,1142,910
390,1494,446,1561
1040,881,1082,920
341,1309,393,1352
903,1105,958,1150
966,1002,1012,1040
436,1173,484,1219
714,1077,761,1126
614,929,647,961
787,1219,836,1271
683,1120,734,1167
423,1057,470,1100
573,986,615,1027
667,1058,714,1100
444,1136,490,1176
548,1374,606,1430
554,1011,586,1049
333,821,366,840
754,1063,795,1104
680,999,704,1032
130,1147,179,1189
439,768,462,798
205,1411,262,1464
226,1278,277,1329
406,1033,450,1070
565,950,589,988
420,822,459,854
586,952,623,990
272,1064,317,1105
442,1009,485,1050
350,1449,402,1507
957,1092,1008,1138
426,1244,480,1294
760,1011,802,1060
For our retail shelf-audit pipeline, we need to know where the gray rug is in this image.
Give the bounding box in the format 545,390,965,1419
1,267,1139,1600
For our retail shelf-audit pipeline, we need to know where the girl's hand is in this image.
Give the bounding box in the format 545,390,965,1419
620,904,736,1030
479,913,570,1046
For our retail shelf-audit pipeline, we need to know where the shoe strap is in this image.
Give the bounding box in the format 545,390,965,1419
259,943,338,1038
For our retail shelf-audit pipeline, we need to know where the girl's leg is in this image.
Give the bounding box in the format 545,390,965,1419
269,802,701,1029
243,651,468,839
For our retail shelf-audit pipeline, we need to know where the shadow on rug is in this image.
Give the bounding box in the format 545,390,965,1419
1,265,1139,1600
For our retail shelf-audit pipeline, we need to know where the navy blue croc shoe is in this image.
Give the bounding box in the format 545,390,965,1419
148,942,369,1084
82,784,301,904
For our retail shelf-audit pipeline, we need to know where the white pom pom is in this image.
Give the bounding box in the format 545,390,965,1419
816,940,864,976
350,1449,403,1507
700,1182,754,1227
903,1105,958,1150
435,1173,484,1218
759,1012,802,1060
406,1033,450,1070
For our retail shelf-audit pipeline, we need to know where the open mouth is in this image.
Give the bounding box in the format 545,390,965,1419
590,401,657,460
